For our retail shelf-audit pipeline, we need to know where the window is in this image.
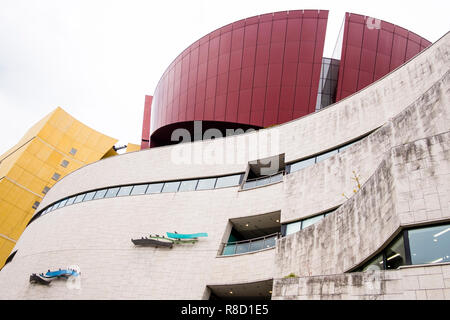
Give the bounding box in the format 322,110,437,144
385,235,406,269
357,224,450,272
117,186,133,197
60,160,69,168
69,148,77,155
161,181,180,193
242,180,256,190
83,191,96,202
302,214,325,229
361,254,384,272
179,180,198,192
285,221,302,236
56,198,68,209
104,187,120,198
289,158,316,173
131,184,148,195
316,150,338,163
408,224,450,265
146,183,164,194
215,174,242,189
65,196,76,206
339,141,357,153
196,178,217,190
73,194,86,204
52,173,61,181
42,186,50,195
93,189,107,200
32,201,40,209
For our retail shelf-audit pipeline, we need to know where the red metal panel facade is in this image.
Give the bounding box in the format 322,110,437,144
145,10,432,148
148,10,328,147
140,95,152,149
335,13,432,101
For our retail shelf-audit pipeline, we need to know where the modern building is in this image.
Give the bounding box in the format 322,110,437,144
0,107,118,268
0,10,449,300
141,11,431,148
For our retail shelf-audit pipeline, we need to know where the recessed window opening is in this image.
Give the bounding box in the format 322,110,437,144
221,212,281,256
242,154,285,190
356,222,450,272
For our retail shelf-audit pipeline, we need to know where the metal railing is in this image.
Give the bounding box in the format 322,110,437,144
220,233,279,256
242,171,284,190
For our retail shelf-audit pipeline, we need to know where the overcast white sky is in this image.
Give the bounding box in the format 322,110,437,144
0,0,449,155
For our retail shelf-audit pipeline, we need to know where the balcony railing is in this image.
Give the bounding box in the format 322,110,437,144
220,233,280,256
242,171,284,190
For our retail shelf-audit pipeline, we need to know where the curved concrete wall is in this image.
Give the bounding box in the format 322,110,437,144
37,31,449,212
0,32,448,300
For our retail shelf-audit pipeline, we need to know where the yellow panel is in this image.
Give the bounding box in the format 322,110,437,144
16,169,34,188
25,155,45,175
36,163,54,181
47,150,63,167
7,165,24,182
0,179,14,197
126,143,141,153
101,147,118,159
44,125,63,147
0,238,16,268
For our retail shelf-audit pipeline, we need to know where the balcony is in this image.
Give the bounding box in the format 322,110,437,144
241,171,284,190
220,233,279,256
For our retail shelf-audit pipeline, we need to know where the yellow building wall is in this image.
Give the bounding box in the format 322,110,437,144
0,107,118,267
126,143,141,153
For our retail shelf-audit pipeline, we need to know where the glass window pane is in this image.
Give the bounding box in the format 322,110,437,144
161,181,180,193
264,235,277,248
270,173,283,183
74,194,85,204
236,242,250,254
222,244,236,256
302,214,324,229
242,180,256,190
196,178,216,190
83,191,96,202
256,176,271,187
215,174,241,188
179,180,198,192
339,141,357,153
93,189,107,200
57,199,68,208
316,149,338,163
408,224,450,265
65,196,76,206
146,183,164,194
104,187,120,198
286,221,301,236
131,184,148,195
249,239,264,252
361,254,384,271
289,158,316,173
117,186,133,196
385,235,406,270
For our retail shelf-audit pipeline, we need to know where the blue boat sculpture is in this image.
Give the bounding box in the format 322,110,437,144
30,268,80,285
